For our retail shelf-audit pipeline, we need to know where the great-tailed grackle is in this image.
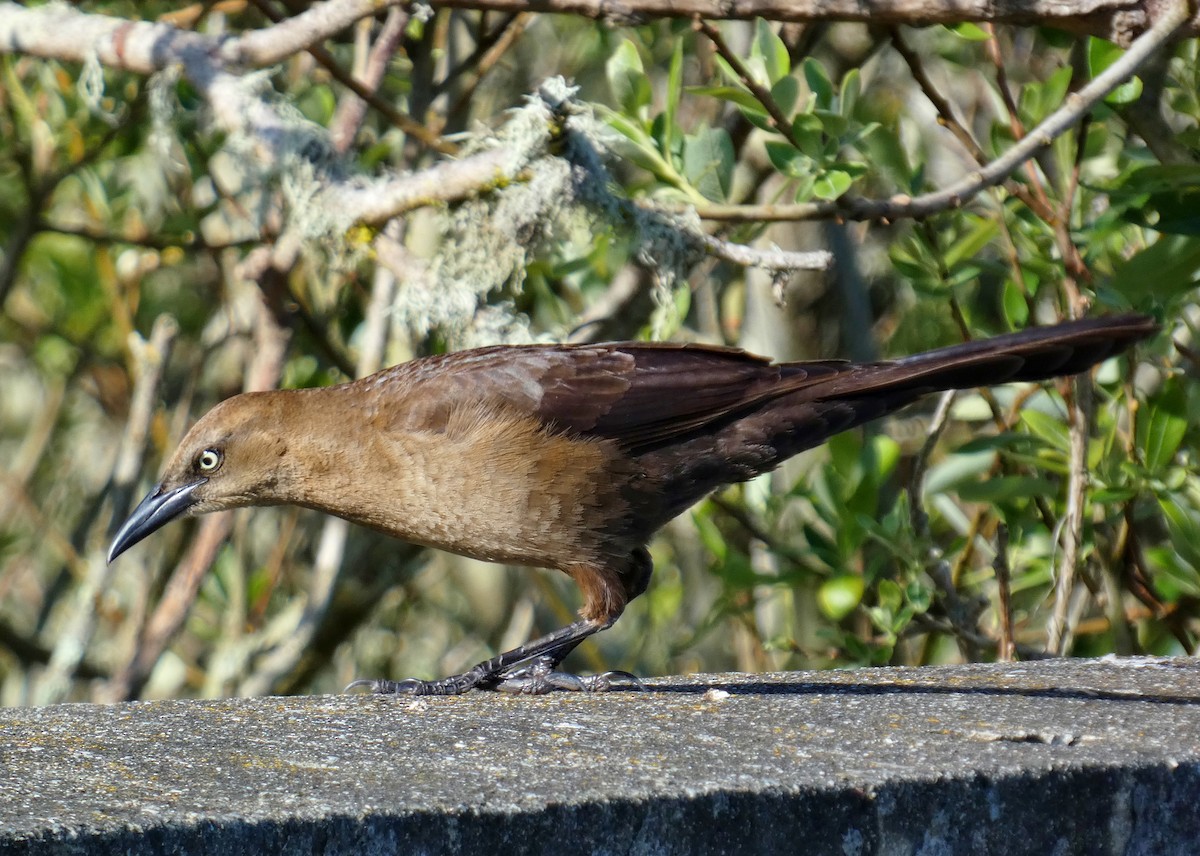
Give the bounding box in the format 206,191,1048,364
109,314,1156,694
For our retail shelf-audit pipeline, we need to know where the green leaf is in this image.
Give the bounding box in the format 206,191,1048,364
803,58,834,110
867,434,901,483
664,39,683,156
603,109,674,176
948,22,991,41
1108,165,1200,236
1002,279,1030,327
1137,381,1188,470
753,19,789,84
1018,66,1072,125
1108,234,1200,301
839,68,861,118
688,85,767,113
1020,409,1070,452
813,169,852,199
683,127,735,202
1088,38,1143,105
944,216,1000,269
765,140,809,178
791,113,825,158
607,40,650,116
906,582,932,613
1090,486,1138,503
827,431,864,491
1148,547,1200,600
1157,495,1200,587
771,75,800,118
814,109,848,140
790,173,817,202
693,507,728,562
818,575,864,620
954,432,1048,456
877,579,903,614
956,476,1059,503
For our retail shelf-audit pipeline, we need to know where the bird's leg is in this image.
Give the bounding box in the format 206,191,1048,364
489,554,650,694
347,619,611,696
349,556,650,695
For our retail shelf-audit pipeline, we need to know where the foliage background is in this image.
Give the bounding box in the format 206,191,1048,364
0,1,1195,705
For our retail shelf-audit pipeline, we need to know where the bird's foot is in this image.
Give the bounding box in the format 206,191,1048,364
493,657,645,695
345,657,644,696
345,662,498,696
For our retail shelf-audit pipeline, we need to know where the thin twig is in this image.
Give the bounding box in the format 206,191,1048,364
29,316,177,704
109,316,180,522
981,23,1056,219
909,390,956,542
993,523,1014,662
697,233,832,272
889,27,1053,223
708,495,817,571
1046,374,1092,655
682,0,1191,223
104,515,236,701
0,617,108,681
329,8,411,154
247,0,452,153
694,18,803,152
442,13,533,126
906,390,993,659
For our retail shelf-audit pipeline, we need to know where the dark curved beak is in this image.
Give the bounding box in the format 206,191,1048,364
107,480,206,563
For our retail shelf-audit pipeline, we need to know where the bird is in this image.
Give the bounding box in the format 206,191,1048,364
108,313,1157,694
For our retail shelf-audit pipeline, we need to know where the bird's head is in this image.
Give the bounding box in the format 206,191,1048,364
107,392,293,563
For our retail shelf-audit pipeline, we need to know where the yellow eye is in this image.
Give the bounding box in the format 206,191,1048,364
197,449,223,473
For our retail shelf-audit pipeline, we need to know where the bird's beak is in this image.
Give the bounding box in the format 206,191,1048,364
107,480,207,563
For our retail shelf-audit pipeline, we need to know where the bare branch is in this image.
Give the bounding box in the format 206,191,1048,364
687,0,1192,223
426,0,1189,44
993,524,1015,663
698,233,831,272
1046,376,1093,656
326,149,518,223
330,9,411,153
231,0,405,67
695,18,803,152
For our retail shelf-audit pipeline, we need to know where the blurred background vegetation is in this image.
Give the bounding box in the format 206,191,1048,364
0,0,1196,706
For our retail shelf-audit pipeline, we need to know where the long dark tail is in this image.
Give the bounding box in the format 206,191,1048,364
647,313,1158,524
803,313,1158,398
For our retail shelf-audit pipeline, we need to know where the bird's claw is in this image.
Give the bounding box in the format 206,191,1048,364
344,677,432,695
346,661,645,696
589,670,646,691
344,673,488,696
494,659,646,694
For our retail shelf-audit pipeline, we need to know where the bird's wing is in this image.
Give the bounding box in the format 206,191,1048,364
366,343,849,452
356,314,1156,453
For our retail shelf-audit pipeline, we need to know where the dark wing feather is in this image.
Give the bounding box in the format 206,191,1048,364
359,313,1157,453
363,342,852,450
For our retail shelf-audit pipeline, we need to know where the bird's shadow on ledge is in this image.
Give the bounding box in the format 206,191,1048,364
637,678,1200,706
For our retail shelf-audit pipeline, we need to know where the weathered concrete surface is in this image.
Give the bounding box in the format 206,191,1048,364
1,657,1197,855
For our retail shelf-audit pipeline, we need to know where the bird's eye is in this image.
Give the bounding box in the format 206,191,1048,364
196,449,223,473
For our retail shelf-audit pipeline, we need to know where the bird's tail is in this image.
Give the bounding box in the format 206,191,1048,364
643,313,1157,527
796,313,1158,401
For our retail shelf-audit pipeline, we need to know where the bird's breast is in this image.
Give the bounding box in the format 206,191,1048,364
293,409,633,569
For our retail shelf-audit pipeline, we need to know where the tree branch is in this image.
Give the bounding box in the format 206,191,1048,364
686,0,1192,223
425,0,1190,44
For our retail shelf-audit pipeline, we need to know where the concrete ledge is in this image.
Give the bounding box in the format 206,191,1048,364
2,657,1198,855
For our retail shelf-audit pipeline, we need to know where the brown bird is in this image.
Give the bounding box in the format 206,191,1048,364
109,314,1156,694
